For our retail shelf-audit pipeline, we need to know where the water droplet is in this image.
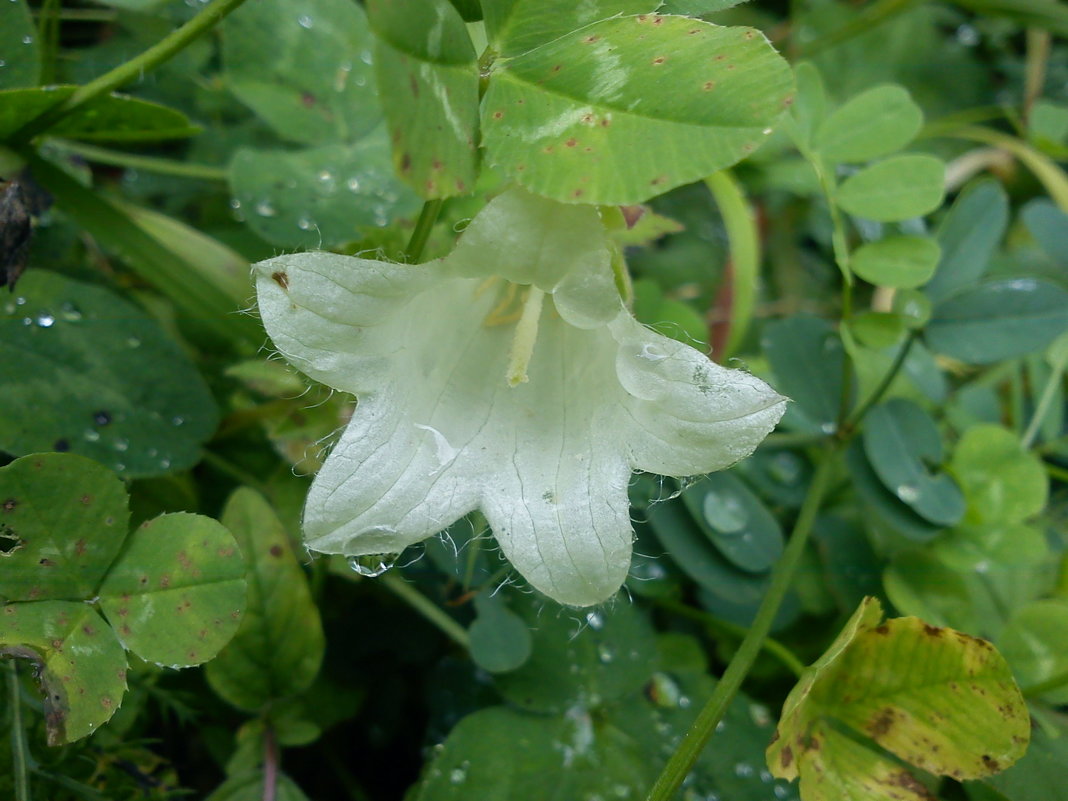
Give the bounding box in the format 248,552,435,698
36,313,55,328
0,60,6,68
84,430,100,442
297,216,316,231
820,421,837,434
115,463,125,472
15,296,26,306
449,761,469,784
316,170,337,194
21,317,32,326
298,14,313,28
160,458,171,470
597,643,615,663
702,491,748,534
229,198,242,210
760,769,774,783
769,451,802,484
255,199,277,217
172,416,185,426
956,23,979,46
346,176,361,192
59,302,82,322
114,438,129,452
585,611,604,630
762,127,773,135
896,483,920,503
774,786,790,799
359,49,373,64
127,336,140,348
22,35,33,45
734,762,754,778
348,552,398,577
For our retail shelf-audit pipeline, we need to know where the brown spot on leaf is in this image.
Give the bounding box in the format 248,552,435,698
409,75,419,97
570,189,584,199
51,638,63,650
431,158,443,171
82,624,94,636
271,271,289,290
551,64,562,73
269,544,284,558
923,624,943,636
981,755,999,770
425,180,437,193
875,624,890,635
492,110,503,119
744,30,755,39
39,558,55,567
400,152,412,172
565,138,577,148
160,575,170,588
886,771,934,799
74,539,86,555
101,696,113,709
543,145,555,154
301,91,316,108
868,707,896,737
121,624,131,636
2,499,16,512
703,81,716,91
780,745,793,768
582,35,600,43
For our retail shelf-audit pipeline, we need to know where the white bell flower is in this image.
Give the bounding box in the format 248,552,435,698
255,188,786,606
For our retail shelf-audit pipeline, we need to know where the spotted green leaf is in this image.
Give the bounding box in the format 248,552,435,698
851,236,941,289
0,601,127,744
367,0,480,198
206,489,324,710
483,0,656,56
230,128,421,249
769,597,1029,796
0,453,128,602
862,399,965,527
98,513,246,668
835,155,945,222
481,14,793,204
0,0,40,89
814,84,923,164
0,87,198,143
222,0,379,146
0,271,220,478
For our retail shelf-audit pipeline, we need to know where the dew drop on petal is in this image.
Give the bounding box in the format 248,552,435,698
348,552,398,577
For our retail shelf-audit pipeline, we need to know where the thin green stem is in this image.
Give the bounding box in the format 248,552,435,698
645,450,838,801
1021,355,1066,450
11,0,251,145
846,332,918,429
1045,462,1068,484
404,199,444,263
49,140,229,181
379,573,470,649
652,597,805,677
7,660,31,801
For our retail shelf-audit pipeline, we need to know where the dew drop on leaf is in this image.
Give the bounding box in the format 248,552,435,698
702,491,748,534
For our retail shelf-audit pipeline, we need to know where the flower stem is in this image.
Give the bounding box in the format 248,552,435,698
7,660,32,801
644,449,838,801
846,332,917,429
380,573,470,649
404,199,444,263
11,0,251,145
48,140,229,181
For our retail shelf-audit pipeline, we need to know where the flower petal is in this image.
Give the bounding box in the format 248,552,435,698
255,252,430,394
611,316,788,476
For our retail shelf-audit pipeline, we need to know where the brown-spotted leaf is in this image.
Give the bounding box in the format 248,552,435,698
97,513,247,668
768,597,1029,800
0,601,127,744
0,453,129,603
